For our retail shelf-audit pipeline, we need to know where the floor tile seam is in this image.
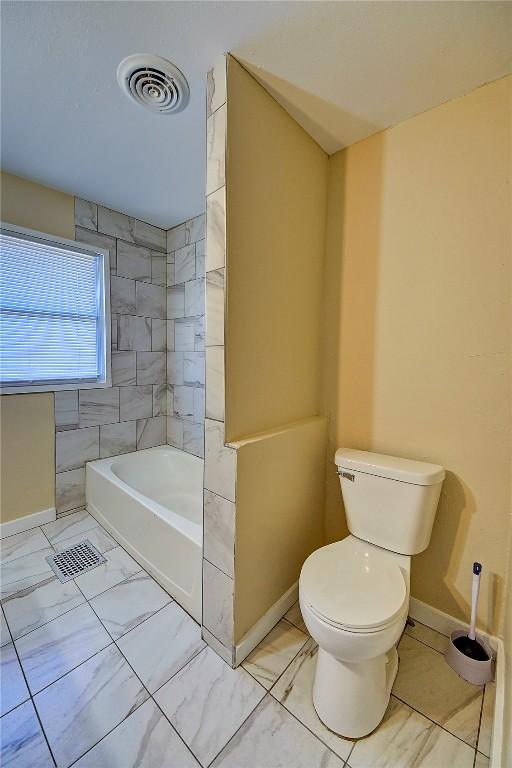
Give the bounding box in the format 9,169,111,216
75,564,145,601
44,519,100,548
4,627,58,767
241,631,310,693
6,592,88,644
407,618,449,639
203,692,272,768
107,593,178,647
474,683,487,757
150,694,208,768
0,563,54,590
403,630,447,655
0,543,52,568
264,633,313,697
268,685,355,763
65,697,150,768
150,645,208,699
391,692,480,750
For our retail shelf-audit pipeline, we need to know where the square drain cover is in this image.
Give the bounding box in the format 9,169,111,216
46,540,107,583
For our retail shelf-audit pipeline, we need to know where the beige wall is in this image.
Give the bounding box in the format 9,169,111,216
323,75,512,635
225,57,328,441
0,172,74,522
0,394,55,522
1,171,74,240
233,417,327,642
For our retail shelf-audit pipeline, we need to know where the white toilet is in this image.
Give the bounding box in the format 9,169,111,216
299,448,445,738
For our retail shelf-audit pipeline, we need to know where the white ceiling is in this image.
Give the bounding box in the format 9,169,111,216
2,1,511,228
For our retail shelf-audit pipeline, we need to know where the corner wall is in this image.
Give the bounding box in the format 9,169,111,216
322,75,512,635
202,56,328,660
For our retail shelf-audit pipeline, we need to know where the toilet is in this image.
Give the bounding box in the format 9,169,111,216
299,448,445,738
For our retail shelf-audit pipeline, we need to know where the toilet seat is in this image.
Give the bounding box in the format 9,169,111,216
300,537,407,633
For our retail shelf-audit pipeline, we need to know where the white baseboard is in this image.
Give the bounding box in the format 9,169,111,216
234,581,298,667
0,507,56,538
409,597,504,768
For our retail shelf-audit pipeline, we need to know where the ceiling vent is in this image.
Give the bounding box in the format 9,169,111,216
117,54,190,114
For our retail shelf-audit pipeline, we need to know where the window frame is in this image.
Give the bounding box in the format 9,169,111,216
0,221,112,394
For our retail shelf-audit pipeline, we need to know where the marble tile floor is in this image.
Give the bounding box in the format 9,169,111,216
0,516,495,767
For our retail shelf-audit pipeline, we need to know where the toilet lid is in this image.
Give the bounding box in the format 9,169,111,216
300,538,407,631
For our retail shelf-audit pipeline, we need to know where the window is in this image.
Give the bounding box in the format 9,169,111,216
0,224,111,393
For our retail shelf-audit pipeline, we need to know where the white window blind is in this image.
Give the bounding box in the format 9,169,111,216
0,228,109,392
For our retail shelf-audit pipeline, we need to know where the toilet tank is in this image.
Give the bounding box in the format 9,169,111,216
335,449,445,555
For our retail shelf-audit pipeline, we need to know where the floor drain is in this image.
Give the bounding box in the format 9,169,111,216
46,540,107,583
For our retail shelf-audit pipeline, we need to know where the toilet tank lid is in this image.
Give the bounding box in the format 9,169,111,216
334,448,445,486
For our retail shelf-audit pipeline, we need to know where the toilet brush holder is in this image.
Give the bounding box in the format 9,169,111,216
445,630,494,685
444,561,494,685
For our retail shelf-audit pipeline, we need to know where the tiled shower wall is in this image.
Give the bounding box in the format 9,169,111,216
54,200,168,517
166,214,206,459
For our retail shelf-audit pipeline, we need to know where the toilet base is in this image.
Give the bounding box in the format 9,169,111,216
312,645,398,739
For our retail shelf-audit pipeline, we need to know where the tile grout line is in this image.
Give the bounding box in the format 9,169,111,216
391,692,482,751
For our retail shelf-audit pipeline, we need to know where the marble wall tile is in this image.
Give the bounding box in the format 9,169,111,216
98,206,135,242
167,416,184,449
100,420,137,458
73,698,201,768
0,699,54,767
167,284,185,319
202,559,234,648
167,320,175,351
206,268,225,346
56,426,99,472
195,239,206,277
184,351,205,387
207,57,226,118
168,352,184,386
183,421,204,458
206,346,225,422
210,696,345,768
56,468,86,513
166,257,176,287
136,416,166,449
55,390,79,431
34,644,148,768
136,351,166,385
136,281,166,319
194,315,205,351
206,187,226,271
193,388,205,424
206,104,226,195
175,244,196,284
167,223,186,252
16,603,111,694
151,253,167,286
117,241,151,282
119,385,153,421
118,315,151,351
204,490,235,577
111,275,136,315
204,419,236,502
153,383,167,416
175,318,196,352
201,626,233,665
0,641,30,715
90,572,171,641
75,227,116,272
174,386,194,421
111,351,136,386
75,199,98,231
133,219,166,252
185,278,205,318
155,646,264,767
79,388,119,427
185,214,206,245
111,314,118,349
117,602,205,694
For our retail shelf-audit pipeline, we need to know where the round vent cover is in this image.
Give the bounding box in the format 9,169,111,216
117,54,190,114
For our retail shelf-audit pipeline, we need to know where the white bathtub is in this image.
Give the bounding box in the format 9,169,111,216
86,446,203,622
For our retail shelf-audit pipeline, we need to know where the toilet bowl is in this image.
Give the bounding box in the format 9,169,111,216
299,448,445,739
300,536,410,738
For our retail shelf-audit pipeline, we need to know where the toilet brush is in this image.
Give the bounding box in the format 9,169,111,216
445,562,494,684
